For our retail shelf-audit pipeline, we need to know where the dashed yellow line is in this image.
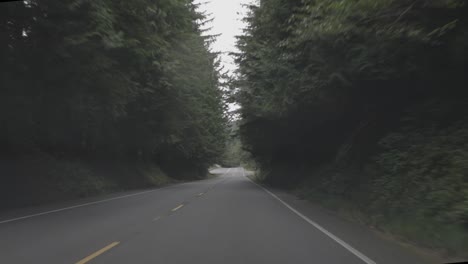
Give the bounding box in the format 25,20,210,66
76,242,120,264
171,204,184,212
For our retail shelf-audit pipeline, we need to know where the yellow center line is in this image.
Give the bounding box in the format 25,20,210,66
76,242,120,264
171,204,184,212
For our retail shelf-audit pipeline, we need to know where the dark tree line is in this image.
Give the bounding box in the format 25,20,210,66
235,0,468,255
0,0,227,181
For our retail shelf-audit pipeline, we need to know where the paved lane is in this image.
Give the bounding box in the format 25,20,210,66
0,168,433,264
97,168,364,264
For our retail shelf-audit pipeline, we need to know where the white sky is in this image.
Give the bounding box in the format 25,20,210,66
195,0,257,115
196,0,255,73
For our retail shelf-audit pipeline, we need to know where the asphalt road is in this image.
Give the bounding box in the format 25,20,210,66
0,168,435,264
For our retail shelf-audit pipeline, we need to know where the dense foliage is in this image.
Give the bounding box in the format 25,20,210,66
0,0,227,205
220,120,254,168
235,0,468,255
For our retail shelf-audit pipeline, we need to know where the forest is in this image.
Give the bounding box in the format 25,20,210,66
2,0,468,258
0,0,227,208
234,0,468,257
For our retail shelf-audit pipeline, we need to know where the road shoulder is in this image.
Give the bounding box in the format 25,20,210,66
246,172,443,264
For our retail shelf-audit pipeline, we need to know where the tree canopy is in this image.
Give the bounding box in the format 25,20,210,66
0,0,227,178
235,0,467,180
234,0,468,255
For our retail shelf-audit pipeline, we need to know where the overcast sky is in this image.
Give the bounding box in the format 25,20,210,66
196,0,255,73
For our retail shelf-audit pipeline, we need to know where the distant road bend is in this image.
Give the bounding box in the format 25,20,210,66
0,168,433,264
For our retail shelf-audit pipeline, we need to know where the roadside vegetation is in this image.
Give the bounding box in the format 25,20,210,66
234,0,468,258
220,120,256,169
0,0,227,209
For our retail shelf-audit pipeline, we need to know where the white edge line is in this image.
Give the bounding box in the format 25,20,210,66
0,186,172,225
171,204,184,212
242,168,376,264
3,166,228,224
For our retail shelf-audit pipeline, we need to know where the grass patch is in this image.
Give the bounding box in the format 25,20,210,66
204,172,219,179
138,164,174,186
246,169,266,183
294,186,468,259
0,154,179,210
380,217,468,257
